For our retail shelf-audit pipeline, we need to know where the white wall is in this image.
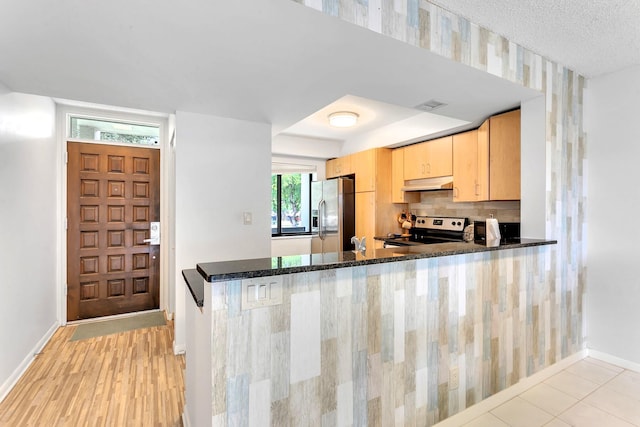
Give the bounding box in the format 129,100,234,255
586,65,640,363
183,283,212,427
271,236,311,256
520,96,547,238
0,85,58,400
174,111,271,352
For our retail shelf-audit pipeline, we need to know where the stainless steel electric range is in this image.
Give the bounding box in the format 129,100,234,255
382,216,469,248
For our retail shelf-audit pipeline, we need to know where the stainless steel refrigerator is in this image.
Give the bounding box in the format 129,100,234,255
311,177,355,254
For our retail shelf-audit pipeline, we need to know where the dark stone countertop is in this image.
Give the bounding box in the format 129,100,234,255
195,238,556,284
182,269,205,308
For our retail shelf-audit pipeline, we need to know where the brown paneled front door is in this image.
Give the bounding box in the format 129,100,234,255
67,142,160,321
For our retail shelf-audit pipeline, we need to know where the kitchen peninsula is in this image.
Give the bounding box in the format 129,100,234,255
182,238,561,426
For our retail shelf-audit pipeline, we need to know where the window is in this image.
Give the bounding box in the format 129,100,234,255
69,116,160,146
272,173,312,235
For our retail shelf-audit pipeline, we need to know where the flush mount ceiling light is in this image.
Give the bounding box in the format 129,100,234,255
328,111,359,128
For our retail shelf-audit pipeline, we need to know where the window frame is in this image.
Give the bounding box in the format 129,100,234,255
67,114,161,147
271,173,313,237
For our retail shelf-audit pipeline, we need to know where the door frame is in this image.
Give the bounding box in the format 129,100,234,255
56,102,173,326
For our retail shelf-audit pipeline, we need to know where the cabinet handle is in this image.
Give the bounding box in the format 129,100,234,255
421,164,425,174
475,183,480,196
453,187,459,198
426,163,431,174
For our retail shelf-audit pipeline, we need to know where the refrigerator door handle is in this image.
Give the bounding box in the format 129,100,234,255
319,199,326,240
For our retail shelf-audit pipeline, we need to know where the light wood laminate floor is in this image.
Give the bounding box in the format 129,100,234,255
0,317,185,426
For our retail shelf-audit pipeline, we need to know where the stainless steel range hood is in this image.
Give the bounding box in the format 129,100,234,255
400,176,454,192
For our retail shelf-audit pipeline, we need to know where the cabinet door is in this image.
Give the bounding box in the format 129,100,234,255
326,158,339,179
326,155,352,178
352,149,376,192
355,191,376,245
403,137,452,179
392,148,405,202
477,119,489,200
403,143,429,180
392,148,418,203
489,110,520,200
427,136,453,178
452,131,478,202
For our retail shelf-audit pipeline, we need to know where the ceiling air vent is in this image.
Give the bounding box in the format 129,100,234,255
415,99,447,112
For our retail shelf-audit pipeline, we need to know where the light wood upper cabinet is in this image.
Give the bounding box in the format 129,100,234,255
403,136,453,180
452,130,479,202
392,148,419,204
347,148,400,250
452,110,520,202
351,149,376,192
326,155,352,179
489,109,520,200
350,147,393,194
391,148,405,203
452,122,489,202
477,119,490,200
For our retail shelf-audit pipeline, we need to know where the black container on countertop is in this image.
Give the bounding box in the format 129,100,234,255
474,221,521,245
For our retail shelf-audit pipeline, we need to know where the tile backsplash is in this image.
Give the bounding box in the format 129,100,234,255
408,190,521,223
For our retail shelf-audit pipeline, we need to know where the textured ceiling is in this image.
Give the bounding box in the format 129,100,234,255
431,0,640,77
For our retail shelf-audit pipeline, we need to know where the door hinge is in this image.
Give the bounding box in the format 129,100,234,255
65,151,68,164
64,217,68,230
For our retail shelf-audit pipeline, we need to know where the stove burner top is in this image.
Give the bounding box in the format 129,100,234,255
381,216,470,247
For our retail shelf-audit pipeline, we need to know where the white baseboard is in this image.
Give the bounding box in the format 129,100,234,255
181,406,191,427
435,349,588,426
0,321,59,404
173,341,186,355
587,349,640,373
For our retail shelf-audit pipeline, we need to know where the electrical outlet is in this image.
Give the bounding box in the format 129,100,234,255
450,367,459,389
241,276,283,310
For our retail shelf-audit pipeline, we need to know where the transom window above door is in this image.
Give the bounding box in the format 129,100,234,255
69,116,160,146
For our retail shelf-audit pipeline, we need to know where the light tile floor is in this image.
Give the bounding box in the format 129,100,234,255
462,358,640,427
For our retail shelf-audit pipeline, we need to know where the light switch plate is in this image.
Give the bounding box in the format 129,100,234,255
241,276,283,310
243,211,252,225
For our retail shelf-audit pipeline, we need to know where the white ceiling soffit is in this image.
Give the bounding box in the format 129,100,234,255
281,95,422,141
280,95,468,142
431,0,640,78
272,134,344,159
279,94,471,153
0,0,539,150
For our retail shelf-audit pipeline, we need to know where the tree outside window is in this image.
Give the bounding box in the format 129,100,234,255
272,173,311,235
